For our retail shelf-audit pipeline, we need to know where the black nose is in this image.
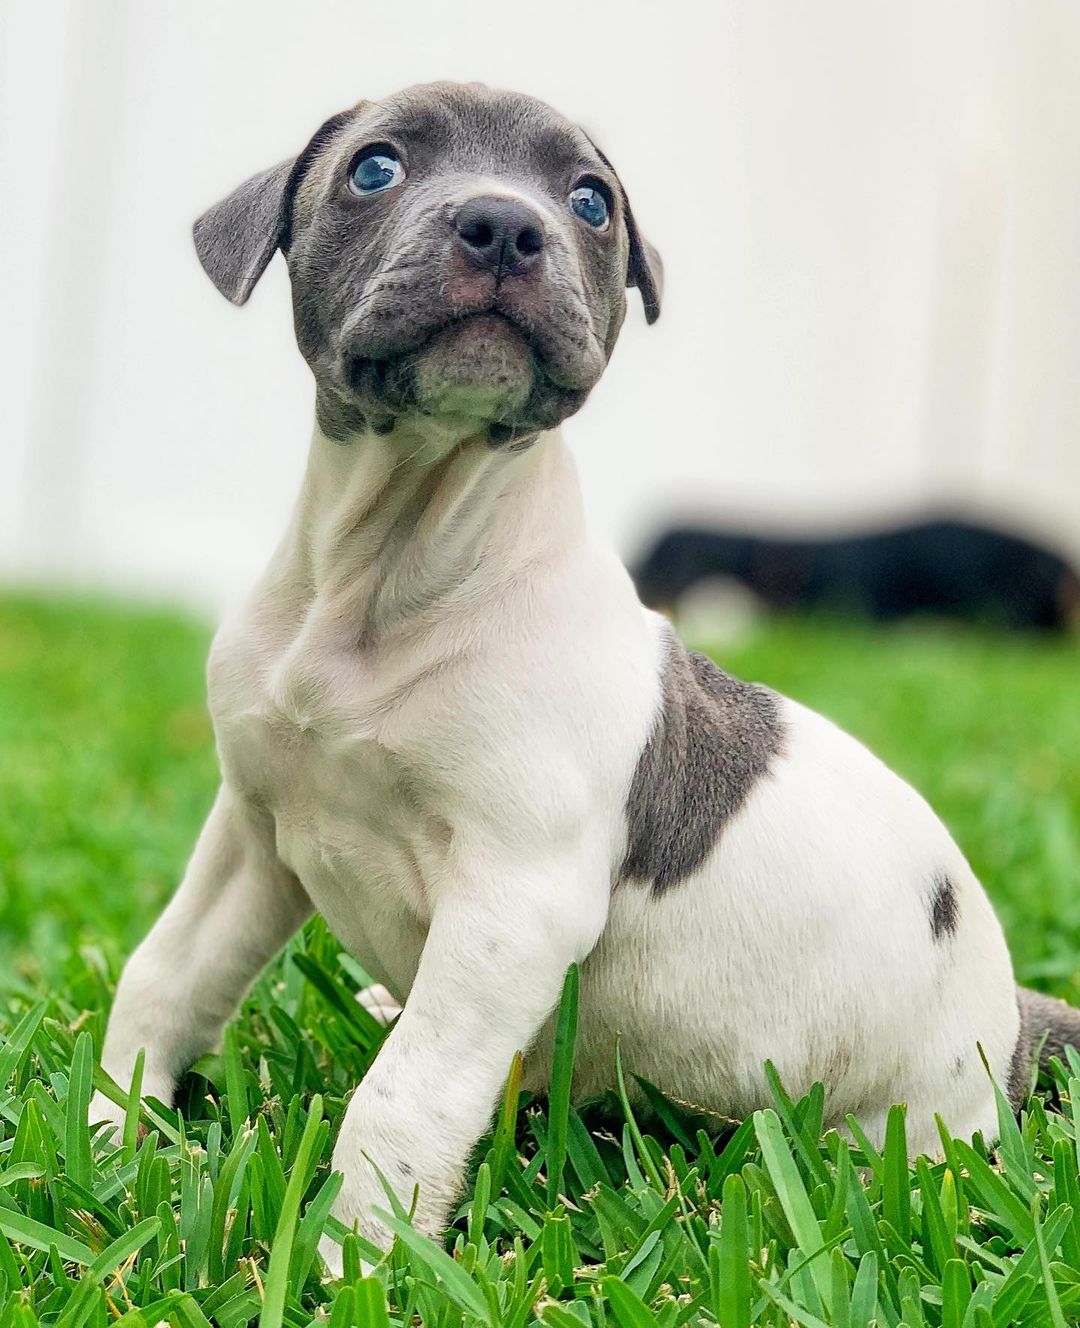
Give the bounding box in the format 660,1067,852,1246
454,197,545,277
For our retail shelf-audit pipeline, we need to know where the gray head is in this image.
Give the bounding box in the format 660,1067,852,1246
194,81,662,447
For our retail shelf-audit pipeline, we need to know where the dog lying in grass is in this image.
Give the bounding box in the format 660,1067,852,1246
90,81,1080,1272
633,518,1080,632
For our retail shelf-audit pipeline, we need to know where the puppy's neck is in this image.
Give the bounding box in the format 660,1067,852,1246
283,417,585,641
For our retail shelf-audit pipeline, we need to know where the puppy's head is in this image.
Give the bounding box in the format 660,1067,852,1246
194,82,662,447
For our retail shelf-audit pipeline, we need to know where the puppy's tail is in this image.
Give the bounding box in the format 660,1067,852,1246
1009,986,1080,1104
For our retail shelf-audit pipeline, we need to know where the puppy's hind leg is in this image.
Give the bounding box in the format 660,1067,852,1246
89,788,312,1137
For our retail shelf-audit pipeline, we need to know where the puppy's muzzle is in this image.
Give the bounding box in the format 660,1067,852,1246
454,197,546,280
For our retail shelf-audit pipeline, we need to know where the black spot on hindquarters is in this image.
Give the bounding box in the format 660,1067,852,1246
929,871,959,941
622,628,784,893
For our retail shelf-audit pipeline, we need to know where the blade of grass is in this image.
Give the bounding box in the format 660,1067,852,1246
881,1104,910,1246
754,1109,831,1316
0,1002,47,1087
259,1093,325,1328
614,1041,664,1191
489,1050,523,1197
712,1172,751,1328
0,1209,93,1264
603,1275,660,1328
377,1209,493,1325
547,963,579,1208
223,1024,249,1138
65,1031,93,1189
1033,1203,1070,1328
120,1048,145,1168
88,1215,161,1280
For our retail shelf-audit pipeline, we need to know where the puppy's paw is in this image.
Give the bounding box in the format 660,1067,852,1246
318,1228,381,1281
356,983,403,1026
88,1090,127,1146
319,1232,345,1282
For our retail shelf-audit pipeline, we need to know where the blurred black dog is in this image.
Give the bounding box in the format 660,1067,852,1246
633,517,1080,632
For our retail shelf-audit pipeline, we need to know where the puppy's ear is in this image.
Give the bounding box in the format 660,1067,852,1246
193,110,355,306
588,139,663,324
193,160,294,305
625,221,663,325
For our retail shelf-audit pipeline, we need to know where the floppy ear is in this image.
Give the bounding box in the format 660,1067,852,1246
193,160,294,305
623,211,663,325
589,141,663,324
193,110,356,306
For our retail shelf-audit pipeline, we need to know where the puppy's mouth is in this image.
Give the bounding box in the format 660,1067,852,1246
409,312,535,422
334,300,598,443
345,310,538,410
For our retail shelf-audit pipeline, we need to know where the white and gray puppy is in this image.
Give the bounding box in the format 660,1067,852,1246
90,81,1077,1271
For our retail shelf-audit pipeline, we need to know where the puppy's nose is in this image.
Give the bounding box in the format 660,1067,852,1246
454,197,545,277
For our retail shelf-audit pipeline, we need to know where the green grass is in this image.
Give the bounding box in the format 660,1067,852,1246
1,592,1079,1325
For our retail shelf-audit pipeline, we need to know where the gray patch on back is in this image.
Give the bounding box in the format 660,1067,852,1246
622,628,785,893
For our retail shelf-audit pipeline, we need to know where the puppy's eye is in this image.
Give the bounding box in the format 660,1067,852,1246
569,182,610,229
349,148,405,195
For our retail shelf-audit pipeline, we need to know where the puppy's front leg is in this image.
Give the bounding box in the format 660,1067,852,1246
90,787,312,1132
321,849,608,1270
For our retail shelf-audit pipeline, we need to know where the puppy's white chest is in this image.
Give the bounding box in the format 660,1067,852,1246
212,629,449,973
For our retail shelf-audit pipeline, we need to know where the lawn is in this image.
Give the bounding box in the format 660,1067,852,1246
0,591,1078,1326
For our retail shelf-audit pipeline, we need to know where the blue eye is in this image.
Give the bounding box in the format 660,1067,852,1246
349,149,405,195
569,183,610,229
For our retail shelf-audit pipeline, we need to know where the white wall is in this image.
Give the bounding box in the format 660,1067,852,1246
2,0,1078,611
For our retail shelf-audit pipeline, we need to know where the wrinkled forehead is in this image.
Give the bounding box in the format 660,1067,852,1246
295,82,611,217
366,83,601,174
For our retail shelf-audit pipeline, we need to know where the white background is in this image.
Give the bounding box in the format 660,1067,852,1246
2,0,1078,612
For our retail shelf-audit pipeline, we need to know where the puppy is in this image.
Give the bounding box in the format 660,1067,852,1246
90,81,1078,1272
